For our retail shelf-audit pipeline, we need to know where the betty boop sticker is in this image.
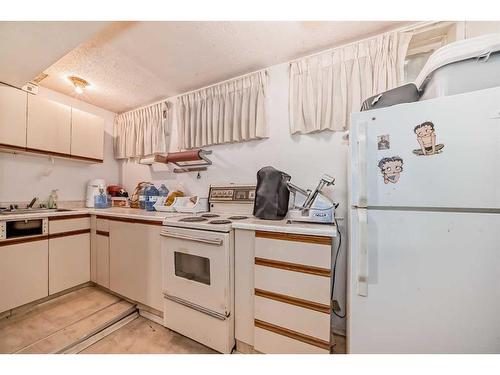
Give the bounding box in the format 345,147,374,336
378,156,403,184
412,121,445,156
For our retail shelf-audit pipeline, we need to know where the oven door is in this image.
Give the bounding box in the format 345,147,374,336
161,226,231,319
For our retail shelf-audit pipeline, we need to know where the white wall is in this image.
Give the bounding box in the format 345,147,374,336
0,87,120,204
121,62,349,334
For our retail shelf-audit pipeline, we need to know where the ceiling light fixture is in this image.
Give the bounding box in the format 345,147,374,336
68,76,89,94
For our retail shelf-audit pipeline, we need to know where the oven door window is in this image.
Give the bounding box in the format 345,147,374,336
174,252,211,285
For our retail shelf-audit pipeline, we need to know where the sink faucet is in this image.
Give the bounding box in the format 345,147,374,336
27,197,38,209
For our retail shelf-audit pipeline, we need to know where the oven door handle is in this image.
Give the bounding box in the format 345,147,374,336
163,293,229,321
160,231,223,246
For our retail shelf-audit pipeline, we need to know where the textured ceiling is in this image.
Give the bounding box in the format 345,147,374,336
40,21,410,113
0,21,110,88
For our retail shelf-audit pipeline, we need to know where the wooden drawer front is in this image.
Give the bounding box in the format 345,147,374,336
255,234,331,269
254,325,329,354
49,217,90,234
255,295,330,341
96,218,109,232
255,265,330,305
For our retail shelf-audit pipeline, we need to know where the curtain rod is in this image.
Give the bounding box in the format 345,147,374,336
119,21,436,116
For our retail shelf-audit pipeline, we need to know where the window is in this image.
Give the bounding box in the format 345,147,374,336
403,22,458,83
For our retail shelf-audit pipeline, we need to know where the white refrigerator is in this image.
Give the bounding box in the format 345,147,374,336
348,86,500,353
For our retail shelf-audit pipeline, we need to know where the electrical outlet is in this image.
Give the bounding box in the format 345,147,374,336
332,300,341,312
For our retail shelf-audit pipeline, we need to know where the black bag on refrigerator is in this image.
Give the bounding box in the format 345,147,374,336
360,83,421,111
253,166,291,220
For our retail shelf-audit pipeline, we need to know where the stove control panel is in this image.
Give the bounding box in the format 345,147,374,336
209,185,256,202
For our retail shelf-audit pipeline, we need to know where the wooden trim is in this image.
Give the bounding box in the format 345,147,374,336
98,215,163,226
0,143,103,163
255,257,331,277
49,228,90,239
254,319,330,351
0,234,48,247
255,288,330,314
49,214,90,221
96,230,109,237
255,230,332,245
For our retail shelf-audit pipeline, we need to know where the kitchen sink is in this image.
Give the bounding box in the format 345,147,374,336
0,208,73,216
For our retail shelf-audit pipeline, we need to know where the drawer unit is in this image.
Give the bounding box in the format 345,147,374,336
254,294,330,341
49,215,91,234
254,264,330,305
252,230,333,354
255,231,331,268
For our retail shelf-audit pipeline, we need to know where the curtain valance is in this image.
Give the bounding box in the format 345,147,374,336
114,102,170,159
177,71,268,149
289,31,412,134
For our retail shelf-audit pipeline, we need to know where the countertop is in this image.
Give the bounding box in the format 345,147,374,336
1,207,337,236
0,207,179,222
232,218,337,237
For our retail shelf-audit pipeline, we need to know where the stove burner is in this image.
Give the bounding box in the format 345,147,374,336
179,217,208,222
227,216,248,220
209,219,232,225
201,213,220,218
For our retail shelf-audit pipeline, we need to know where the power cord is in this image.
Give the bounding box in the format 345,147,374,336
331,214,346,318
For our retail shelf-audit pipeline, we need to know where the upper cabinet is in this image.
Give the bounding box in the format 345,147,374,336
71,108,104,161
0,84,27,148
27,94,72,155
0,89,105,163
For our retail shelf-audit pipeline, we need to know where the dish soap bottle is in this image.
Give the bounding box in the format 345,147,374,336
48,189,58,209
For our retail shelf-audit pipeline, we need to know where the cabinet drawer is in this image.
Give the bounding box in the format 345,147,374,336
255,295,330,341
255,232,332,269
254,326,329,354
255,264,330,305
49,216,90,234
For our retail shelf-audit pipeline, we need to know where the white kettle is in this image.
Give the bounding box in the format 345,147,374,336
86,179,106,208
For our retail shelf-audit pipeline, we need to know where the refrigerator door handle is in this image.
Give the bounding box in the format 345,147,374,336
357,121,368,207
357,208,368,297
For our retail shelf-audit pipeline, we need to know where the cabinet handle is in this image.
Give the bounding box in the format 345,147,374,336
160,231,223,246
163,293,228,320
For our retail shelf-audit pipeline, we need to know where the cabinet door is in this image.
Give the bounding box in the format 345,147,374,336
71,108,104,160
0,239,48,313
0,84,27,147
109,221,162,311
49,233,90,294
96,233,110,288
27,95,71,154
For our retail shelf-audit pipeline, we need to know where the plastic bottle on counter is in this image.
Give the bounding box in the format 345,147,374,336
138,184,148,209
144,184,160,211
158,184,169,197
94,188,108,209
48,189,58,209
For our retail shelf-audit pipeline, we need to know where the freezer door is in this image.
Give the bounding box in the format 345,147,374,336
348,208,500,353
350,86,500,209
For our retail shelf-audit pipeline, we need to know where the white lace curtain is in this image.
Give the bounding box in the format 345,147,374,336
177,70,268,149
289,31,413,134
114,102,170,159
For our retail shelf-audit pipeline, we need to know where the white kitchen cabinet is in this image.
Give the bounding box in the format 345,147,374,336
49,233,91,294
109,219,163,311
71,108,104,161
0,84,27,148
48,215,91,295
96,233,110,288
27,94,71,154
0,239,49,313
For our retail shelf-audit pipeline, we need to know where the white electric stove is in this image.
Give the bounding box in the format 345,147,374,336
160,184,256,353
